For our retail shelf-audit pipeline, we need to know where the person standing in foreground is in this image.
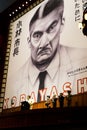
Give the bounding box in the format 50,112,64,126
59,93,64,108
4,0,87,108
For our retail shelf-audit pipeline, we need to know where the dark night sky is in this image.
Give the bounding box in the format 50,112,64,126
0,0,17,13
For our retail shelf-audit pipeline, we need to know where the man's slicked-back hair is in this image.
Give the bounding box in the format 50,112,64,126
29,0,64,31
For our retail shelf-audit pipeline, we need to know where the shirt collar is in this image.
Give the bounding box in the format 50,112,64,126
46,45,72,80
46,50,59,80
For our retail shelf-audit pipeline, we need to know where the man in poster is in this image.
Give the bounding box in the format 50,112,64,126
4,0,87,108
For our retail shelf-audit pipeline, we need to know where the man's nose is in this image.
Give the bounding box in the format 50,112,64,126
39,32,50,47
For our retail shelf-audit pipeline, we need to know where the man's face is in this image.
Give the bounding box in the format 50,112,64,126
30,8,64,65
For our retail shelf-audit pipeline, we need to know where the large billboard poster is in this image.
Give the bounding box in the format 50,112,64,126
3,0,87,109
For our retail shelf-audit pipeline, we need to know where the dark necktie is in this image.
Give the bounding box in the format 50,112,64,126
37,71,47,102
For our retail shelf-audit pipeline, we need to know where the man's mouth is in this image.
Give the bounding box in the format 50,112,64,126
37,48,52,56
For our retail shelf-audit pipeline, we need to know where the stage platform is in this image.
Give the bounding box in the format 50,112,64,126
0,92,87,129
0,106,87,129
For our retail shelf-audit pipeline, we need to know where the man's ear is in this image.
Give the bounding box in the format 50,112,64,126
27,36,31,48
60,17,65,33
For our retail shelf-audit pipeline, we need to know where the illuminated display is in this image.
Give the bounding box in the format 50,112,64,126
2,0,87,109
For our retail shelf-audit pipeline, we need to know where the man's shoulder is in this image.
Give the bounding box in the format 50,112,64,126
65,45,87,53
61,45,87,53
60,45,87,62
12,59,30,80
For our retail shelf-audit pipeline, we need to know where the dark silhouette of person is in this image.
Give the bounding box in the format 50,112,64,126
59,93,64,108
66,90,72,107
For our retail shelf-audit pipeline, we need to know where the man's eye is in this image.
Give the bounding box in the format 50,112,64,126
48,21,58,33
33,32,43,39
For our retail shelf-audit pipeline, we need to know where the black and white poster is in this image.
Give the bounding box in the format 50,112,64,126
3,0,87,109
